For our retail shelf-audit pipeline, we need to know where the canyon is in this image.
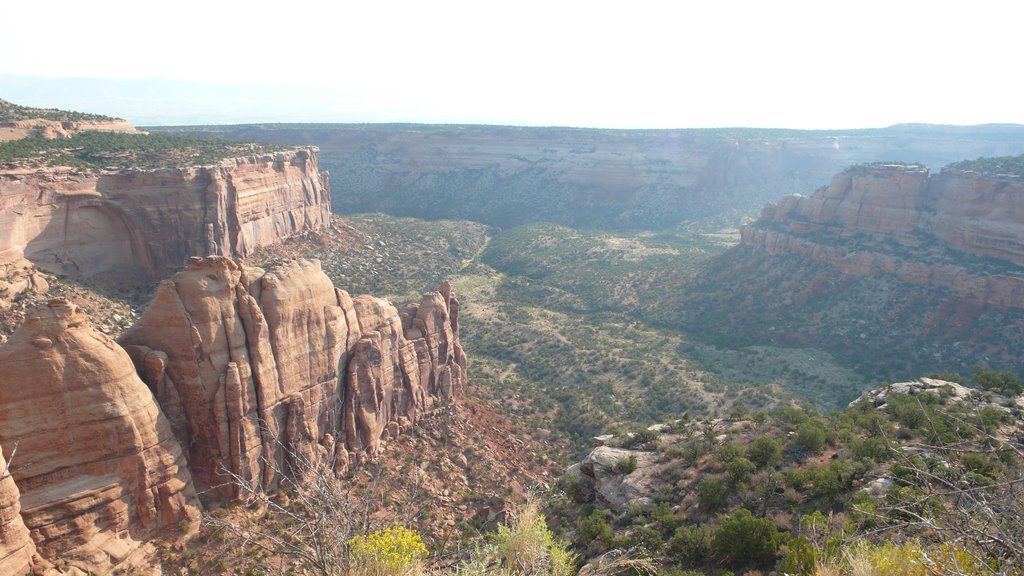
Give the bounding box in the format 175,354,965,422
0,116,468,572
152,123,1024,229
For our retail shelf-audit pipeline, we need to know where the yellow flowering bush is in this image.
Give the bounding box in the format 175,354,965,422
348,526,428,576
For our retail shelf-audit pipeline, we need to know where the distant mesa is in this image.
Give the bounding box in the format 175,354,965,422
0,98,138,142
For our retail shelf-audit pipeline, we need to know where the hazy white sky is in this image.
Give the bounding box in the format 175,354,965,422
3,0,1022,128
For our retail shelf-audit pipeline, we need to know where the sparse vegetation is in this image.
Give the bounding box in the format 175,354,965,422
0,98,118,122
0,130,288,169
948,153,1024,178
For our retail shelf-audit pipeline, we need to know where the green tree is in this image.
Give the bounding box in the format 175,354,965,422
790,421,827,455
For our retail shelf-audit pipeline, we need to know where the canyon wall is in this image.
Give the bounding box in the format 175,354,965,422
0,299,200,573
119,256,467,497
153,124,1024,230
682,163,1024,380
742,164,1024,308
0,148,330,287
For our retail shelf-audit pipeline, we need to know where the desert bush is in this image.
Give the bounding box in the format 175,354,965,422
578,509,615,551
492,499,575,576
747,436,782,469
791,421,828,455
726,457,756,486
348,526,428,576
712,508,784,569
697,477,729,512
666,524,712,564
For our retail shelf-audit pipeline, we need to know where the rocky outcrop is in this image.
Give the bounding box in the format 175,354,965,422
0,148,330,283
119,257,467,497
0,118,137,142
741,163,1024,309
0,443,36,575
570,446,659,513
0,299,200,573
849,377,974,409
0,257,49,310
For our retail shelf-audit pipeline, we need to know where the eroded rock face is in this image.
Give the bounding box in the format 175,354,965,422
119,257,466,497
0,118,137,142
571,446,658,512
0,299,200,573
743,164,1024,308
0,443,35,576
0,148,330,284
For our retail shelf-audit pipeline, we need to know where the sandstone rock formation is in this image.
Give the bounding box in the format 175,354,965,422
569,446,658,512
0,299,200,573
119,256,467,496
0,116,137,142
742,163,1024,308
849,377,974,409
0,443,36,575
683,161,1024,380
0,148,330,286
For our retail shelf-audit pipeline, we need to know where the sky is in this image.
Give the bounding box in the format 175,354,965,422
2,0,1023,129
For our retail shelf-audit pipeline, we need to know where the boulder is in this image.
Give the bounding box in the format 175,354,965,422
577,447,658,512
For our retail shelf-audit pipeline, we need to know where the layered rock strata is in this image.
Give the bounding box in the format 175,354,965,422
742,164,1024,308
0,299,200,572
119,256,467,497
0,443,36,575
0,117,137,142
0,148,330,284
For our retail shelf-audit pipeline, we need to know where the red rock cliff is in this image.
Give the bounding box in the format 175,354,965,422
0,148,330,282
0,299,200,573
0,443,35,575
741,164,1024,308
118,257,467,497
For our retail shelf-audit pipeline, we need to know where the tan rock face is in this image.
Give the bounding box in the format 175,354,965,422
744,164,1024,308
119,257,466,496
0,299,200,573
0,149,330,282
0,118,137,142
0,443,36,576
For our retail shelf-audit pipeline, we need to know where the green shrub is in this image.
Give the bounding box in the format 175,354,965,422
712,508,784,568
618,427,660,449
974,367,1023,395
746,436,782,469
698,477,730,512
726,457,756,486
613,455,638,474
790,421,828,454
577,509,614,550
666,524,712,564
